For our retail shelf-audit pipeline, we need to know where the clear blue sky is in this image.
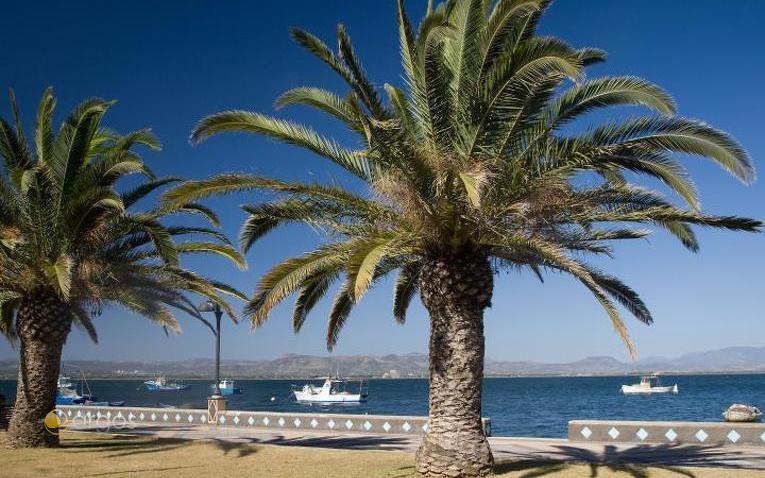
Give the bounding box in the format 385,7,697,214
1,0,763,363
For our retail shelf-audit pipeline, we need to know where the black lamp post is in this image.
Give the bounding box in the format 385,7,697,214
199,301,223,397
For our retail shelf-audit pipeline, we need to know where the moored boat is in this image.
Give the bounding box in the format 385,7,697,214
293,377,368,403
56,384,83,405
56,372,98,405
210,379,242,396
621,374,678,395
144,375,191,391
723,404,762,422
56,374,81,405
57,375,74,389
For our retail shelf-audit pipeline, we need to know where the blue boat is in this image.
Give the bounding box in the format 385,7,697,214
55,388,82,405
211,379,242,396
144,375,191,391
56,374,81,404
55,374,98,405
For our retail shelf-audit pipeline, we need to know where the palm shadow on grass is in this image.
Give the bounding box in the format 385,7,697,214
61,432,259,459
79,464,206,477
237,433,413,451
62,433,192,458
210,438,259,458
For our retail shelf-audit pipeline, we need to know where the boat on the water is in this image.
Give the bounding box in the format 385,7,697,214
621,374,678,395
723,404,762,422
210,379,242,396
144,375,191,391
56,372,100,405
293,377,368,403
56,380,83,405
57,375,75,389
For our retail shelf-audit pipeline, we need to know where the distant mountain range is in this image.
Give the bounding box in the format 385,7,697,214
1,346,763,380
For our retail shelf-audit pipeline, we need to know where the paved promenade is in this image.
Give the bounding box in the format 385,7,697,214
67,422,765,470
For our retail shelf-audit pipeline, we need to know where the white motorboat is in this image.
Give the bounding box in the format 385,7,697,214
144,375,191,391
57,374,74,389
621,374,678,395
723,404,762,422
293,378,368,403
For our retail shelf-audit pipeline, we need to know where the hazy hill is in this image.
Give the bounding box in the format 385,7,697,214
0,346,762,379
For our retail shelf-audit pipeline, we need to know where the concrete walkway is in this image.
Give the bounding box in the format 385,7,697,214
67,422,765,470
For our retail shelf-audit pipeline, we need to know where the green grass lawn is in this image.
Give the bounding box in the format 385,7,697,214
1,431,761,477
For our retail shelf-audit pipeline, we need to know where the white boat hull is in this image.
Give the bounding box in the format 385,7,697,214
621,384,678,395
293,390,366,403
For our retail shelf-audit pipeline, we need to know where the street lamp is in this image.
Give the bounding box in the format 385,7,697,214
199,300,223,397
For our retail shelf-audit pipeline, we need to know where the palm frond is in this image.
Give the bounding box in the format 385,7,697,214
176,242,246,270
190,111,372,179
393,263,420,323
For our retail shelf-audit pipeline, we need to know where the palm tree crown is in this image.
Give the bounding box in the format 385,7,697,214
0,88,246,342
166,0,760,356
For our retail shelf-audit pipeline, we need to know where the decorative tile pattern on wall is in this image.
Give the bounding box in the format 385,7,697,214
57,405,492,437
569,420,765,446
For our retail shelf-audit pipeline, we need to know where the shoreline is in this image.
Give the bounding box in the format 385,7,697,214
1,370,764,381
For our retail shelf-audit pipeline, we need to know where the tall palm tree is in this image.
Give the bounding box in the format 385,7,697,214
165,1,760,475
0,89,246,448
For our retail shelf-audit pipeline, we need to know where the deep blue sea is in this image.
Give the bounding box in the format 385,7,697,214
2,374,763,437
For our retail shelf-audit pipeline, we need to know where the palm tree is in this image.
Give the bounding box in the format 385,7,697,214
164,1,760,475
0,89,246,448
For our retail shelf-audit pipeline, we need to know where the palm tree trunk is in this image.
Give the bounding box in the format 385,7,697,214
7,291,71,448
415,253,494,477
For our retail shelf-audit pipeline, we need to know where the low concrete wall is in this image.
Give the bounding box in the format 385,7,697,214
57,405,491,436
570,420,765,446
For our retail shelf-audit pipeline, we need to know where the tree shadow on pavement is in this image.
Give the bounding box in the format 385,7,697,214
550,443,758,470
490,441,765,477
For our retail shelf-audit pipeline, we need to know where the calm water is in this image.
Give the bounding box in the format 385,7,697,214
1,374,763,437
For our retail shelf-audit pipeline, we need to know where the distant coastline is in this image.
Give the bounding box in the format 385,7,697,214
1,370,762,381
1,345,763,380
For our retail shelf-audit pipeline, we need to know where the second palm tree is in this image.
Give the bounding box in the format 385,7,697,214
166,0,761,475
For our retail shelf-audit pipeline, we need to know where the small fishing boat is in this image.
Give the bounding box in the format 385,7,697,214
56,374,80,404
144,375,191,391
56,372,99,405
621,374,678,395
210,379,242,396
293,377,368,403
56,384,82,405
723,404,762,422
57,375,75,389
